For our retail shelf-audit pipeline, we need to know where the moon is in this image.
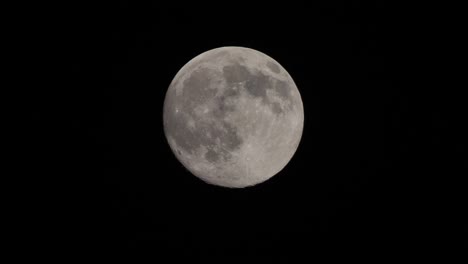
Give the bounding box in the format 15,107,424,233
163,46,304,188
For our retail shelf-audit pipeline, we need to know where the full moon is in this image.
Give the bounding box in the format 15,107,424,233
163,47,304,188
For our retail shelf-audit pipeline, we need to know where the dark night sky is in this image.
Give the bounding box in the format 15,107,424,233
31,1,465,261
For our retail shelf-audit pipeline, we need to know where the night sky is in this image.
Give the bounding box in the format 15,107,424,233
31,1,464,261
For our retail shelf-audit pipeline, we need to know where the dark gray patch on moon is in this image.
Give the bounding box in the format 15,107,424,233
244,72,270,99
221,122,243,150
223,64,251,83
181,67,218,109
213,98,236,118
165,113,198,152
274,79,291,100
205,148,220,163
271,102,283,114
213,86,240,118
266,61,281,74
223,86,241,98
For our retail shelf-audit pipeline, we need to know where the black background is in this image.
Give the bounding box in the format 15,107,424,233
31,1,466,261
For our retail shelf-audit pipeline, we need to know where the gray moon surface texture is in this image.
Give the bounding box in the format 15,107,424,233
163,46,304,188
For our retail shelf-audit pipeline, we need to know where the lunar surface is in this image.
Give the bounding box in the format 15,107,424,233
163,46,304,188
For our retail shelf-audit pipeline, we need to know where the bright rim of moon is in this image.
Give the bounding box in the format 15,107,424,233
163,46,304,188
